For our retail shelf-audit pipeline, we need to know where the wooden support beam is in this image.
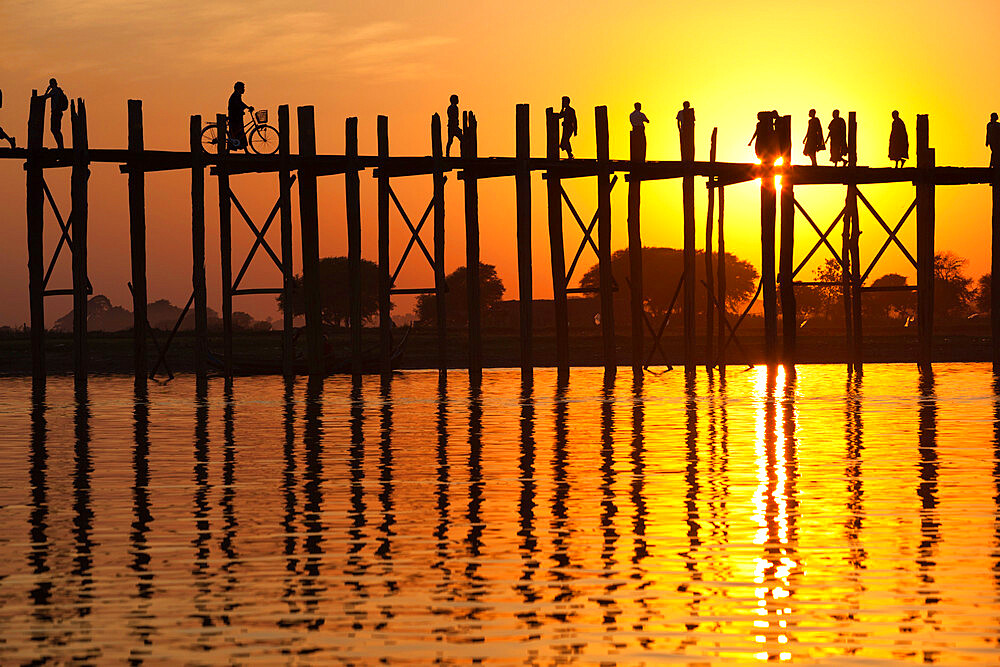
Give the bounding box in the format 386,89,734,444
993,175,1000,374
128,100,148,386
189,115,208,380
760,144,778,368
681,112,696,373
215,113,234,381
377,115,393,381
595,106,615,376
278,105,295,379
848,112,863,372
916,114,935,371
431,113,448,378
777,115,796,365
345,116,363,378
462,111,482,384
717,184,727,373
628,117,646,375
545,108,569,380
71,100,89,386
296,106,323,378
26,93,46,384
705,128,717,373
515,104,533,380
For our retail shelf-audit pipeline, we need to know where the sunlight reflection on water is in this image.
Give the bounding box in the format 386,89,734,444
1,364,999,663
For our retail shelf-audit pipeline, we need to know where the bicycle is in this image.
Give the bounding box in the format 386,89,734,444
201,108,279,155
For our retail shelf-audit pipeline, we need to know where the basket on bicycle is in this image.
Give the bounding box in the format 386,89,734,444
254,109,268,124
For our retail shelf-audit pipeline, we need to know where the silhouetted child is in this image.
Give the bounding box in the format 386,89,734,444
888,110,908,168
446,94,462,158
826,110,847,166
802,109,825,166
559,96,577,159
228,81,252,151
749,111,775,163
676,101,695,161
630,102,649,161
987,112,1000,168
0,89,14,148
42,78,67,150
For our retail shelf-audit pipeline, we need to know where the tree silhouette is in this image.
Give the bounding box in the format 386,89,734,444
864,273,914,323
415,262,506,325
277,256,384,326
933,251,975,320
976,273,991,315
578,247,757,317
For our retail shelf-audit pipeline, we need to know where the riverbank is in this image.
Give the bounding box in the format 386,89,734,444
0,325,993,376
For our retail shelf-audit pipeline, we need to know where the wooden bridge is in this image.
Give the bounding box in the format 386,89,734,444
7,90,1000,388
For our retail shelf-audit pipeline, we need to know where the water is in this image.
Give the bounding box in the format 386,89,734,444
1,364,999,663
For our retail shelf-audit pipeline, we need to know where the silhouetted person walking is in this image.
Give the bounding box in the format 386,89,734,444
228,81,252,151
0,89,14,148
446,94,462,158
987,112,1000,168
42,78,68,150
630,102,649,161
677,101,695,161
559,96,577,159
802,109,825,166
889,110,908,168
826,109,848,166
749,111,775,163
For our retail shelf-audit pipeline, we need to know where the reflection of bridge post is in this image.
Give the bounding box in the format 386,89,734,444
916,371,939,630
28,384,51,622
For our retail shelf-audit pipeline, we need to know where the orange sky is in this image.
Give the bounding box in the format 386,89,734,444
1,0,998,326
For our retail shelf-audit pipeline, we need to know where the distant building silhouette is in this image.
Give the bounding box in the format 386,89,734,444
630,102,649,160
826,110,848,166
802,109,825,166
987,112,999,168
559,96,577,159
677,101,695,161
889,110,908,168
41,78,67,150
446,94,462,158
228,82,252,151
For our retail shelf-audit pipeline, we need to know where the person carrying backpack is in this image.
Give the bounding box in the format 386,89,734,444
42,78,68,150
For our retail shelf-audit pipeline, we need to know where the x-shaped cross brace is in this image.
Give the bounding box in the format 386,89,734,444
856,190,918,283
229,179,296,291
388,183,441,289
563,176,618,286
41,177,93,293
792,199,847,280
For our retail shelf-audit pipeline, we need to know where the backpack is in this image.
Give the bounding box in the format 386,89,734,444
53,89,68,112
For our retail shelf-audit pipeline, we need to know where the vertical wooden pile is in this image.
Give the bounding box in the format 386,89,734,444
993,162,1000,374
681,110,696,372
70,100,90,386
704,128,717,372
278,105,295,379
345,116,363,377
627,117,645,375
848,112,862,372
128,100,148,386
296,106,323,377
595,106,615,376
215,113,234,380
189,115,208,380
463,111,482,384
431,114,447,378
717,168,727,372
26,92,46,385
777,116,796,365
515,104,533,380
916,114,935,371
545,108,569,380
760,123,778,366
377,115,393,381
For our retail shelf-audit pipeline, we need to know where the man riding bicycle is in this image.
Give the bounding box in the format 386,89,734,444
227,81,253,151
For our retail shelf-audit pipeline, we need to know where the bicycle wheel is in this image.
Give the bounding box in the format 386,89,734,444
200,123,220,154
249,124,279,155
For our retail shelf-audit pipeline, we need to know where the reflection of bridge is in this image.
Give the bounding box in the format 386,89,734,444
7,90,1000,387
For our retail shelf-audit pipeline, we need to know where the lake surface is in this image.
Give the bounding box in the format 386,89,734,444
1,364,999,663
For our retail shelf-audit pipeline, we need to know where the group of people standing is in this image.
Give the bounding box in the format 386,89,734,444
800,108,910,168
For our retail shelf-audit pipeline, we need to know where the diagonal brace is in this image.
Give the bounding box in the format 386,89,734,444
856,189,918,273
230,190,285,273
792,200,846,279
389,186,437,288
564,175,618,285
231,174,297,292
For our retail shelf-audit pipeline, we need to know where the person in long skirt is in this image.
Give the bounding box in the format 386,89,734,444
749,111,775,162
889,110,909,168
802,109,825,166
826,109,848,166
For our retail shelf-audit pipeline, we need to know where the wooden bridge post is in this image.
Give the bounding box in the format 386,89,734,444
992,172,1000,374
215,113,233,380
681,110,696,373
848,112,863,372
462,111,482,384
26,92,46,385
916,114,935,371
296,106,323,377
71,100,89,386
705,128,717,373
545,108,569,380
278,105,295,379
189,115,208,379
777,115,796,365
345,116,363,378
717,184,727,372
595,106,616,376
627,118,645,375
515,104,533,380
128,100,149,386
431,113,448,378
377,115,393,381
761,136,778,367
